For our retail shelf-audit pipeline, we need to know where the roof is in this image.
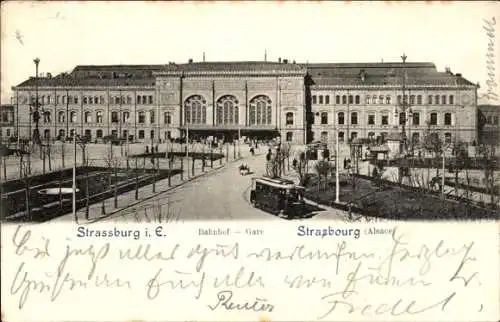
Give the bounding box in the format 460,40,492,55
308,62,476,87
13,60,476,88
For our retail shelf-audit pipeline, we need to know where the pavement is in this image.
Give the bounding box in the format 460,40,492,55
44,144,366,224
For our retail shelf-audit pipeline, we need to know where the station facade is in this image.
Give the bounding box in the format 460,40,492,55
11,59,479,145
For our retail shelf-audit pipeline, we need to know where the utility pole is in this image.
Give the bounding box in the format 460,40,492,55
33,58,41,147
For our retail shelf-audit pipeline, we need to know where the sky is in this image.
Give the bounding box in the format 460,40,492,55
1,1,499,104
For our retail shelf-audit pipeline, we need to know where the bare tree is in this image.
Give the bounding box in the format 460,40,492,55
422,122,443,181
296,151,308,186
314,160,331,193
476,143,498,207
103,142,120,211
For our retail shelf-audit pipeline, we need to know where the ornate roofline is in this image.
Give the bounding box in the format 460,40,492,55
154,70,307,77
12,85,156,91
310,84,477,90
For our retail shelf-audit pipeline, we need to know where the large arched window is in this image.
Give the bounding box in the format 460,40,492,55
184,95,207,124
84,111,92,123
58,111,65,123
249,95,272,125
338,112,345,125
96,111,103,123
216,95,239,125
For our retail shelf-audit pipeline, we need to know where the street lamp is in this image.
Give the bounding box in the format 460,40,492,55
33,57,41,144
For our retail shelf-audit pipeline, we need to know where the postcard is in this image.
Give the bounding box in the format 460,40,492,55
1,1,499,321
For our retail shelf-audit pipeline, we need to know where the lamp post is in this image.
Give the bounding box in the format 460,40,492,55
73,134,77,222
335,128,340,203
33,58,41,145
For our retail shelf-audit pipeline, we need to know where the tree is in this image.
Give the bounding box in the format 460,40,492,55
76,136,91,219
296,151,308,186
452,140,471,198
103,142,120,211
476,143,497,207
314,160,331,193
422,122,444,181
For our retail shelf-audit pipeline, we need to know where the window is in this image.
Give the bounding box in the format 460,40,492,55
350,132,357,141
379,95,384,104
338,131,345,142
150,130,155,139
74,96,78,104
100,96,105,104
216,95,239,125
47,96,51,104
114,96,120,105
487,116,492,124
348,95,354,104
312,95,317,104
449,95,454,105
428,95,433,104
58,111,65,123
381,132,388,142
494,116,499,125
399,112,406,125
366,96,370,104
83,96,88,104
67,96,72,104
56,95,60,104
164,112,172,124
126,96,132,104
435,95,440,104
122,111,130,123
94,96,99,104
342,95,347,104
417,95,422,105
319,95,323,104
142,95,147,104
165,131,171,140
368,114,375,125
442,95,446,105
325,95,330,104
310,112,315,125
368,132,375,140
111,130,117,138
381,114,388,125
321,112,328,124
96,129,103,138
70,111,77,123
372,95,377,104
137,95,141,104
150,111,155,124
96,111,103,123
138,111,145,123
403,95,408,104
412,112,420,125
138,130,145,139
249,95,272,125
111,111,119,123
286,132,293,142
351,112,358,125
149,96,153,104
89,96,93,105
335,95,340,104
444,112,452,125
43,129,50,139
84,129,92,139
6,129,11,137
58,129,65,139
84,111,91,123
386,96,391,104
338,112,345,125
185,95,208,124
355,95,360,104
123,130,128,140
320,131,328,143
412,133,420,144
445,132,452,144
398,95,402,105
43,111,51,123
430,112,438,125
286,112,294,125
410,95,415,105
41,96,45,104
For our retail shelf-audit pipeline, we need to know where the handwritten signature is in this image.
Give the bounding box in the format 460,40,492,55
481,17,498,101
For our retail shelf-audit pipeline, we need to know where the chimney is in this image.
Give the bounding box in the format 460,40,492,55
445,66,452,74
188,58,193,64
360,69,366,82
456,73,462,77
278,57,282,63
47,72,52,78
283,59,288,64
293,60,296,64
